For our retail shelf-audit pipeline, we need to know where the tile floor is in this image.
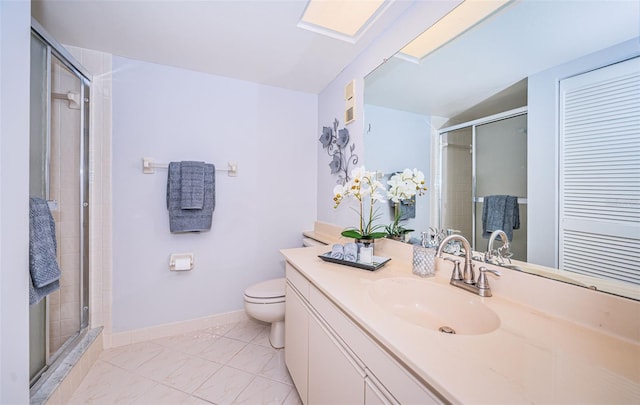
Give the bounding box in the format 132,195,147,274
69,319,302,404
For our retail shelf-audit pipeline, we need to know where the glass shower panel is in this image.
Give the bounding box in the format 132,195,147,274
440,128,473,241
48,55,83,355
30,22,91,390
29,33,49,382
474,114,528,260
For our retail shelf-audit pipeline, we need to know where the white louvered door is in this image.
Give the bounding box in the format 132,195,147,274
559,57,640,285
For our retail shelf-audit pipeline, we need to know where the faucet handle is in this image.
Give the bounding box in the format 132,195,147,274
444,257,463,281
477,267,501,296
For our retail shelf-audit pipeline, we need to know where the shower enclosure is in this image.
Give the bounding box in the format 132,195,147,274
29,22,90,385
438,108,528,261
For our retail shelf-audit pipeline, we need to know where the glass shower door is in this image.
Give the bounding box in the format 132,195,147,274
29,32,49,383
29,29,90,385
439,110,527,260
474,114,528,260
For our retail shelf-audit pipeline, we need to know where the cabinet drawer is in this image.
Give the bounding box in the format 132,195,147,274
286,263,310,300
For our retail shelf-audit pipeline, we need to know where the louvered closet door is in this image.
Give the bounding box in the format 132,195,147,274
559,57,640,285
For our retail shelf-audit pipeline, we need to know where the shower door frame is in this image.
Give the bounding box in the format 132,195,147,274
437,106,528,250
30,18,91,386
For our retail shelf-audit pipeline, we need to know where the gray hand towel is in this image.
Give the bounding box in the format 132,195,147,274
180,161,205,209
330,244,344,259
29,277,60,306
167,162,216,233
29,197,61,305
482,195,519,241
399,199,416,220
343,243,358,262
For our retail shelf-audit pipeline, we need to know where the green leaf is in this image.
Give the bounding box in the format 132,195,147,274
368,232,388,239
341,229,363,239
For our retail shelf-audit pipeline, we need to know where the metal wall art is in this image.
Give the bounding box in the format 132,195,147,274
319,118,358,185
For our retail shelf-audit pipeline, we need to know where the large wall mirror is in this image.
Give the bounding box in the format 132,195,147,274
364,0,639,300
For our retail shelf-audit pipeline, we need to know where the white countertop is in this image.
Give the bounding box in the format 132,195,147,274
281,243,640,404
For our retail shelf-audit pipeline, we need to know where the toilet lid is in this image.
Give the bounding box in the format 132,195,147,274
244,278,285,299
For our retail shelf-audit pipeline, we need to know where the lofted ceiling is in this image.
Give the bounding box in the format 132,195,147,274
31,0,414,94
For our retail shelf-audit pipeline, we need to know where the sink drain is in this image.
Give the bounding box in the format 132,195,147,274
438,326,456,334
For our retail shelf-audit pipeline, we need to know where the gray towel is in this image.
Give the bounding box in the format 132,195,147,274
29,197,61,305
482,195,520,241
29,277,60,306
343,243,358,262
180,161,205,209
330,244,344,259
167,162,215,233
399,199,416,220
390,199,416,221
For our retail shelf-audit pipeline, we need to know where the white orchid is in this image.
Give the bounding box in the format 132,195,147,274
385,169,428,238
332,166,387,240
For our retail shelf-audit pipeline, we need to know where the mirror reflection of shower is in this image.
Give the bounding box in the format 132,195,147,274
439,109,528,261
29,26,90,387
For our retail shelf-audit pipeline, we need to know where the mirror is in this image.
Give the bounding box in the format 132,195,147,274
364,0,640,300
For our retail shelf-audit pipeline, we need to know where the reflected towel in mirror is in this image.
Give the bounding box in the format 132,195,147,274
482,195,519,241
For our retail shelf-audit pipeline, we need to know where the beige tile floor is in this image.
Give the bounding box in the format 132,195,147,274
69,319,302,404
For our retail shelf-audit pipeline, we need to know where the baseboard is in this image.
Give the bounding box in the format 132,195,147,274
107,309,249,348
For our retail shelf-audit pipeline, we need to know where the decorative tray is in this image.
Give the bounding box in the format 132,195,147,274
318,252,391,271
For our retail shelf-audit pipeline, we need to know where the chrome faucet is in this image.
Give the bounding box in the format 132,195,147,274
436,234,501,297
486,230,512,265
437,234,474,283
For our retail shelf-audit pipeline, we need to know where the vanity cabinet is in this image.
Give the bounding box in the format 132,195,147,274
308,314,365,403
285,263,442,405
284,275,309,400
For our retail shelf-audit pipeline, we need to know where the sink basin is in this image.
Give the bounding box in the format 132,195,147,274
369,277,500,335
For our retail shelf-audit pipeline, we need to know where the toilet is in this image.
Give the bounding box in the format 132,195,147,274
243,277,286,349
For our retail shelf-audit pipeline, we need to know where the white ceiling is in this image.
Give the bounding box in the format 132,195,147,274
31,0,640,117
365,0,640,119
31,0,414,94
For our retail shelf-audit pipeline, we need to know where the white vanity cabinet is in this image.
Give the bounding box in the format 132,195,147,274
308,313,365,403
284,271,309,401
285,263,442,405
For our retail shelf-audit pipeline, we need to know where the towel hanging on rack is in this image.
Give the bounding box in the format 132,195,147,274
180,161,206,209
481,195,520,241
29,197,61,305
167,161,215,233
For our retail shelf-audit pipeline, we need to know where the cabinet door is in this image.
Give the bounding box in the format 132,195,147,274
308,315,365,405
285,283,309,403
365,377,393,405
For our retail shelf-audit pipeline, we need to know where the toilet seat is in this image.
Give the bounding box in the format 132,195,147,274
243,278,285,302
244,295,285,304
243,277,286,349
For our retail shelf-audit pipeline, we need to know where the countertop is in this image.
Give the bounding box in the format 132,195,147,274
281,243,640,404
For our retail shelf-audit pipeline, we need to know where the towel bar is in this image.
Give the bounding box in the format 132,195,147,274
142,158,237,176
474,196,527,204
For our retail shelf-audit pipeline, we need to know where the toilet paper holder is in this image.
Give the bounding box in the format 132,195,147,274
170,253,194,271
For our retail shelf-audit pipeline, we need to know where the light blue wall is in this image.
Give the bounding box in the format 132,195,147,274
0,1,31,402
317,0,462,227
527,38,640,267
364,104,432,232
112,56,318,332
